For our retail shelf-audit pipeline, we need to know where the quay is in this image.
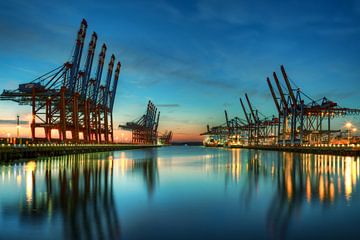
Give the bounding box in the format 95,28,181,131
228,144,360,156
0,144,160,162
202,65,360,153
0,20,173,149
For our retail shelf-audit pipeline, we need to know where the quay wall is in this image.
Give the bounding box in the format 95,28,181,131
0,144,160,162
228,145,360,156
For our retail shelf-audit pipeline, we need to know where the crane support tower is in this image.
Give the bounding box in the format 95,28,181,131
159,131,173,145
202,65,360,147
0,19,122,144
119,101,160,145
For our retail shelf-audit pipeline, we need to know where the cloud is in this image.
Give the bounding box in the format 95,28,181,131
313,89,360,102
121,43,241,93
315,26,360,36
174,132,193,135
195,0,360,37
152,0,183,19
0,119,29,125
157,104,180,107
4,64,39,75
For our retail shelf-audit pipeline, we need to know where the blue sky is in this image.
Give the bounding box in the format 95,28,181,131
1,0,360,141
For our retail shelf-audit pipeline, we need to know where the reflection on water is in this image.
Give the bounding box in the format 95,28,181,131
0,149,158,239
219,150,360,204
1,147,360,239
210,149,360,240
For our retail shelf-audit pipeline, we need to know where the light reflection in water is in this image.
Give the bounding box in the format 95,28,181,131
214,149,360,205
306,174,311,202
25,161,36,204
204,149,360,239
0,147,359,240
0,149,158,239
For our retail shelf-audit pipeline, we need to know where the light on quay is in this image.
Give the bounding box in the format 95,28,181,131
345,122,352,129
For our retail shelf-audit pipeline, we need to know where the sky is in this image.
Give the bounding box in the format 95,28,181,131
0,0,360,141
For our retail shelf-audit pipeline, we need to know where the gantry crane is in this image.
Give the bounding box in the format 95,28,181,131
203,65,360,146
119,101,160,144
0,19,122,144
159,130,173,145
267,65,360,145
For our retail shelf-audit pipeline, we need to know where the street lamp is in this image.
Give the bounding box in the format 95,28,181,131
345,122,352,129
351,128,358,145
16,115,21,144
345,122,353,144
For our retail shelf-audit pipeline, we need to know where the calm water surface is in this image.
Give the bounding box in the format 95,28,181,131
1,146,360,239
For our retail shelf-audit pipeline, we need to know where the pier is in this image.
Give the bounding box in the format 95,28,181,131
0,143,160,162
228,144,360,156
202,65,360,153
0,19,172,163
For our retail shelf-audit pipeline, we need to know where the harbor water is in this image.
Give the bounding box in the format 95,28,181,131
1,146,360,239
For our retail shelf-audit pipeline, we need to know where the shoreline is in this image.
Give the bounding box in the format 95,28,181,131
0,144,163,162
226,144,360,156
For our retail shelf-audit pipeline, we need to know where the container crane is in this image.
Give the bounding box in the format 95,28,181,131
80,32,97,98
69,19,87,94
109,62,121,111
119,101,161,144
0,19,122,144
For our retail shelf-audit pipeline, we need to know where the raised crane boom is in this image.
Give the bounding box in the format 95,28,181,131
240,98,251,124
81,32,97,98
69,19,87,94
225,110,231,136
273,72,288,112
267,77,281,113
281,65,297,108
154,111,160,132
93,44,107,103
245,93,258,123
109,62,121,111
145,100,155,128
103,54,115,107
151,106,158,128
224,110,230,128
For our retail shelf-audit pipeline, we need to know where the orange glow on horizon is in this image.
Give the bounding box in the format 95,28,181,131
0,120,204,142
